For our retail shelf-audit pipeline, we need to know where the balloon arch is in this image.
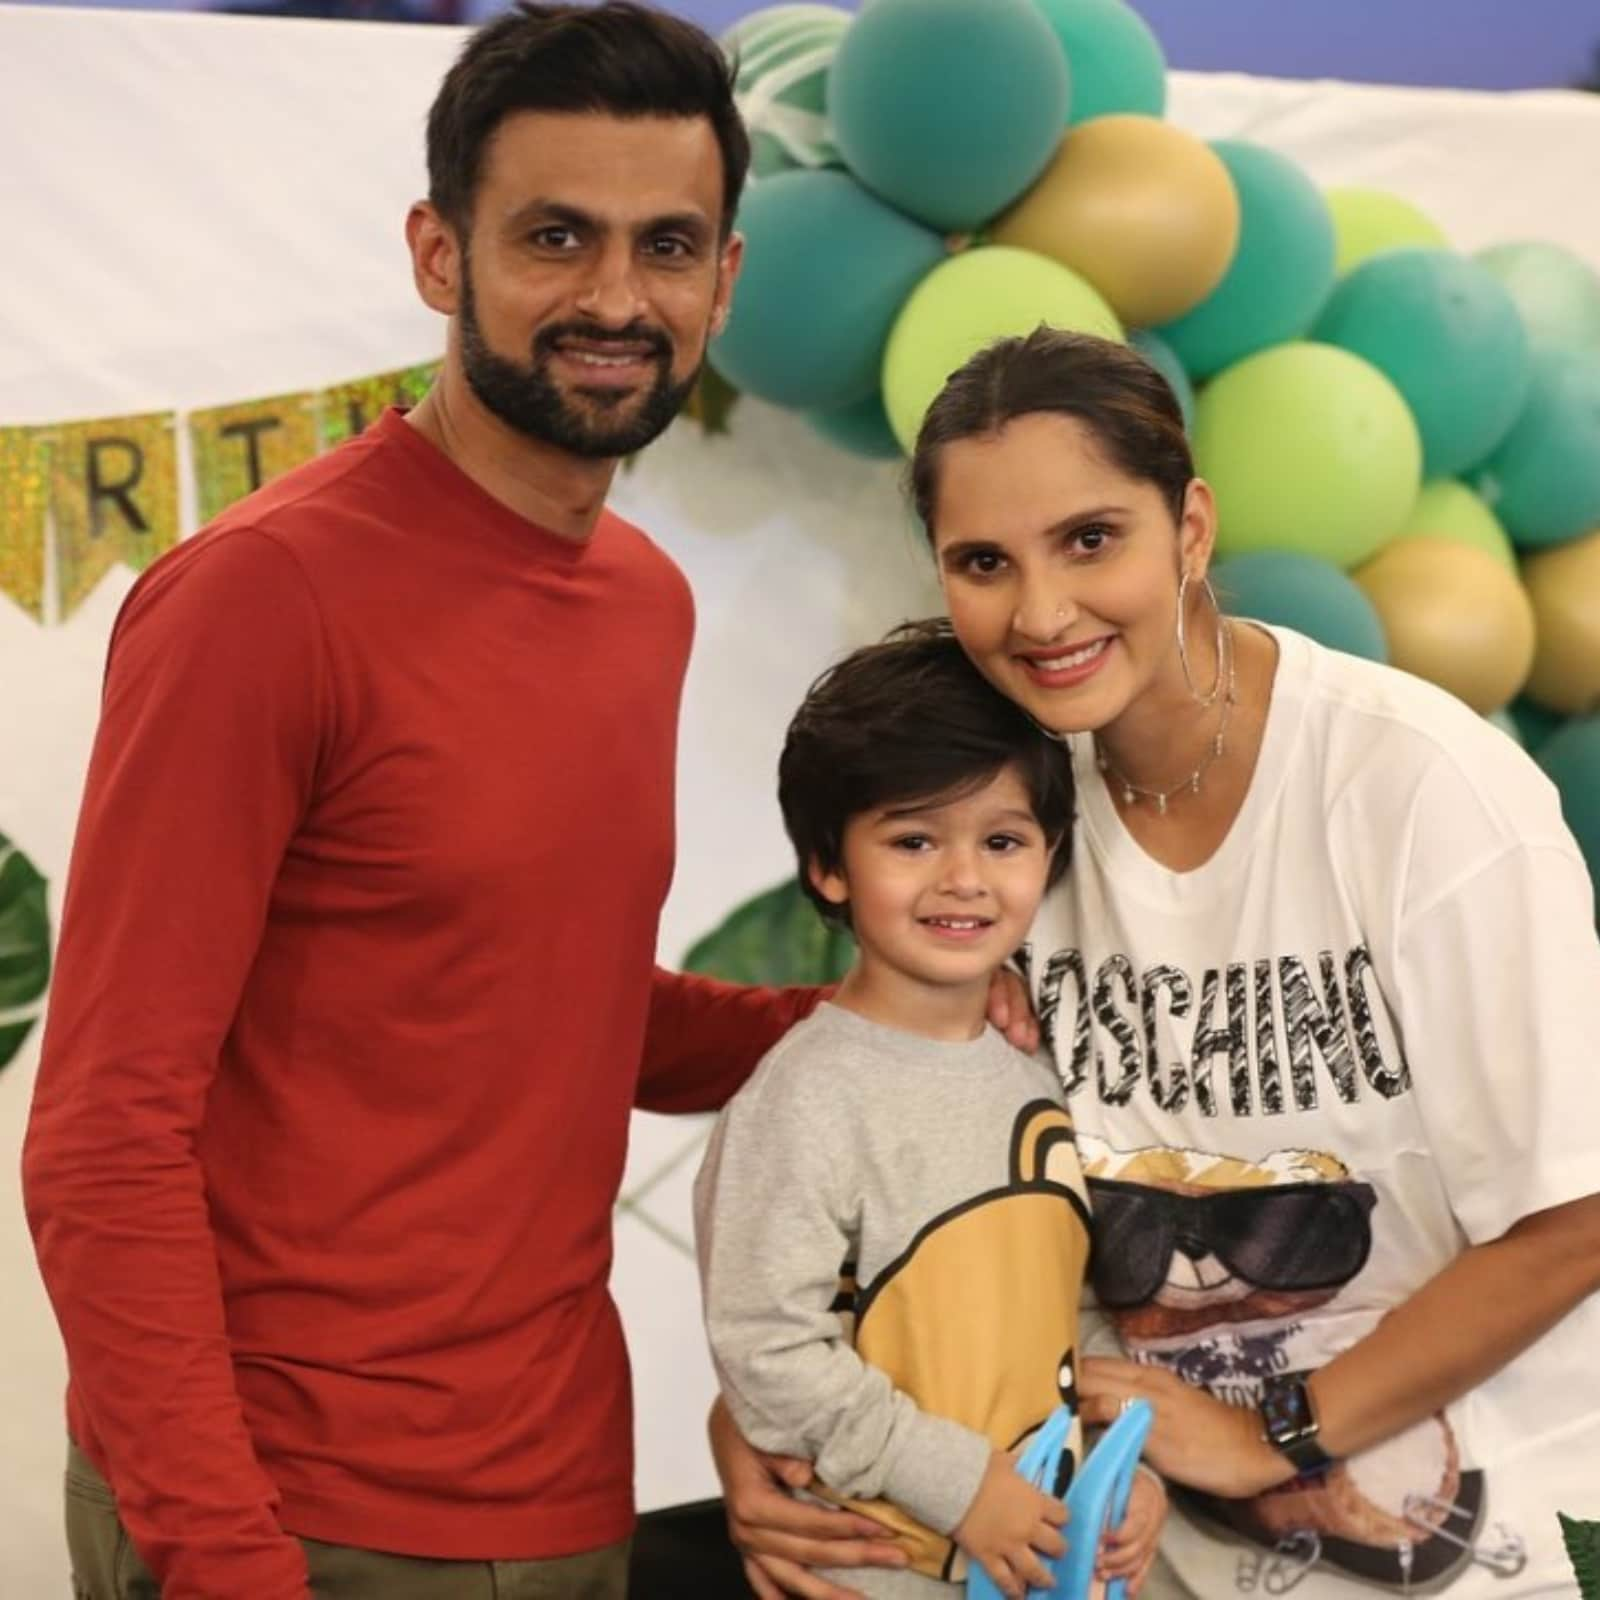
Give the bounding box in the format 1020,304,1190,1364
705,0,1600,895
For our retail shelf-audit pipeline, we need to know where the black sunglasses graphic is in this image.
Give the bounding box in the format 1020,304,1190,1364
1087,1178,1378,1310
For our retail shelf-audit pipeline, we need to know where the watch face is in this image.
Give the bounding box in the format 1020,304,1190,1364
1261,1376,1314,1443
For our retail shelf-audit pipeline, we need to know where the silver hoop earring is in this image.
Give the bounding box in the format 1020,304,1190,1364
1176,571,1228,707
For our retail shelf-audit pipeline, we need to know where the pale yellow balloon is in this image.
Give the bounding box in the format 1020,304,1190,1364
988,115,1240,328
1522,528,1600,714
1325,186,1448,277
1396,479,1514,570
1355,537,1535,714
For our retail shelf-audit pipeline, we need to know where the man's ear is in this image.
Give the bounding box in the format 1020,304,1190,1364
807,855,849,910
406,200,464,317
709,230,743,339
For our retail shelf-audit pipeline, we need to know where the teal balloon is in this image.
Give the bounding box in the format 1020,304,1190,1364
806,391,904,459
1212,551,1387,662
1130,329,1193,431
1031,0,1166,124
1508,694,1566,755
708,169,945,411
1313,249,1530,477
1472,344,1600,549
1536,716,1600,903
1157,141,1336,380
1476,241,1600,351
827,0,1070,232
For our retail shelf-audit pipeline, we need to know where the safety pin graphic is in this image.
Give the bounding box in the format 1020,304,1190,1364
1236,1530,1321,1594
1396,1537,1414,1596
1402,1493,1528,1578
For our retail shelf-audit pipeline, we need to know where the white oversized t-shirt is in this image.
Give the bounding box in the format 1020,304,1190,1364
1023,626,1600,1598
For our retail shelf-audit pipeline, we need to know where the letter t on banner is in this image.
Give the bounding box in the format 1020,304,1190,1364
49,413,180,622
190,392,320,523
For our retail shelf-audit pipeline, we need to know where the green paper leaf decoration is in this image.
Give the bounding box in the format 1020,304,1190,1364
0,830,51,1072
0,1021,35,1068
621,367,744,474
1562,1514,1600,1600
683,364,742,437
683,876,854,987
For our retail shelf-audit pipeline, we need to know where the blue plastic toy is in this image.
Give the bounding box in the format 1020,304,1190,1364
967,1398,1154,1600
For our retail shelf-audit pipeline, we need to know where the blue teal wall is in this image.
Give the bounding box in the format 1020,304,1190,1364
674,0,1598,91
13,0,1600,89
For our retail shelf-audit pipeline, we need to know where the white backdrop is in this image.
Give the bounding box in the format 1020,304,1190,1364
2,5,1599,1590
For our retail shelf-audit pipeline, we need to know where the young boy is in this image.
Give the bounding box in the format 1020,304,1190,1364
693,621,1165,1598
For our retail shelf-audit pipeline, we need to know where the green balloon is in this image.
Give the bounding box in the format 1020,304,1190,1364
828,0,1069,232
882,245,1125,451
1031,0,1166,124
1397,480,1514,570
806,391,904,460
722,5,853,179
709,169,945,412
1536,716,1600,904
1212,550,1387,661
1476,241,1600,352
1473,344,1600,549
1194,342,1422,568
1130,329,1193,431
1326,187,1448,277
1313,249,1529,478
1157,141,1336,380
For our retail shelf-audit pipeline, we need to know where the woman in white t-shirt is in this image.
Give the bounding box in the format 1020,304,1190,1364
712,329,1600,1600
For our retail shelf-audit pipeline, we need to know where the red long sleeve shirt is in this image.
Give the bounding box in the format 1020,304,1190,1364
22,409,815,1598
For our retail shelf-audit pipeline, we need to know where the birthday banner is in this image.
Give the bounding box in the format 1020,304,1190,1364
0,361,440,626
0,428,49,623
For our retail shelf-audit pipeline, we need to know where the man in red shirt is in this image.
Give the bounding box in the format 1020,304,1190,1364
23,7,814,1597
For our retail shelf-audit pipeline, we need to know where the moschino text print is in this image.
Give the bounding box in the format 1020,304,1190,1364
1019,942,1410,1118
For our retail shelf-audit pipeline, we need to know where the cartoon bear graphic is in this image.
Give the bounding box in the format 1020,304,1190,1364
1079,1134,1487,1590
818,1100,1093,1580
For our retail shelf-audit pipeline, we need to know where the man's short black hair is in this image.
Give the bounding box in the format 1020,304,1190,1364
426,1,750,236
779,620,1075,927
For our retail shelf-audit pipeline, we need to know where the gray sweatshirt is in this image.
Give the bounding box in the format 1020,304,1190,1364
693,1003,1092,1592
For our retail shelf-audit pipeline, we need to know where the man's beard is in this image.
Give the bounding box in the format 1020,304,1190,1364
458,271,702,460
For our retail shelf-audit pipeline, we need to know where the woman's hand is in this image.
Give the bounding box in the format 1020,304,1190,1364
708,1397,909,1600
1095,1467,1167,1596
1078,1359,1291,1499
986,967,1040,1052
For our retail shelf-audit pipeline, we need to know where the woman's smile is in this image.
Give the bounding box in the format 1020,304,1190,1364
1015,634,1118,688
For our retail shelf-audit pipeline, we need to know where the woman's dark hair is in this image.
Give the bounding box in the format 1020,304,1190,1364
780,619,1075,928
909,327,1193,535
426,2,750,236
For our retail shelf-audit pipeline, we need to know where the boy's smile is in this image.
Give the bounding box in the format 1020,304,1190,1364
920,914,996,939
812,764,1054,1039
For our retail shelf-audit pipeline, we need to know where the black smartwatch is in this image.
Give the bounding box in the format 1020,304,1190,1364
1258,1374,1337,1475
